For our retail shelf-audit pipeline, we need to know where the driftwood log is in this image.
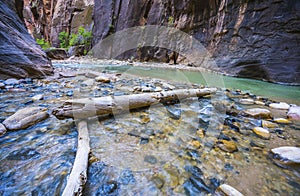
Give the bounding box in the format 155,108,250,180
62,121,90,196
53,88,217,119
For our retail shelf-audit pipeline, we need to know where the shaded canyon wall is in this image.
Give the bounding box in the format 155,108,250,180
92,0,300,84
0,0,53,79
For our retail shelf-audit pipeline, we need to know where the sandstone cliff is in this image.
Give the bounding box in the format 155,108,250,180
92,0,300,84
0,0,53,79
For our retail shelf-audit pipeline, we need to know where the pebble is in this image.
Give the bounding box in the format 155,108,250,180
3,107,49,131
217,140,238,153
0,123,7,136
0,83,5,89
262,120,278,128
274,118,291,124
255,100,265,106
287,106,300,121
216,184,244,196
32,94,44,101
253,127,270,139
144,155,157,164
95,75,111,83
271,146,300,164
243,108,272,119
269,102,290,110
239,98,254,105
4,78,19,85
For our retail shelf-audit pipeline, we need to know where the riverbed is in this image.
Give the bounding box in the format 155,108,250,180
0,61,299,195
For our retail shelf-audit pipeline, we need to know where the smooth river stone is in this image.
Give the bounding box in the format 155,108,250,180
217,140,238,153
262,120,278,128
271,146,300,164
253,127,270,139
239,98,254,105
3,107,49,131
269,102,290,110
287,106,300,121
32,94,44,101
0,123,7,136
216,184,244,196
274,118,291,124
243,108,272,119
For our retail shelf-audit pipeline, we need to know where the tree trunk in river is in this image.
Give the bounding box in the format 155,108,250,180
62,121,90,196
53,88,217,119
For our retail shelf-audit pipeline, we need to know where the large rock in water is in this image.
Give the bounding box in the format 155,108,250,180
3,107,49,131
92,0,300,84
0,0,53,79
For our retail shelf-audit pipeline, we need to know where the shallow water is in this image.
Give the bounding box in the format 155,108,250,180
0,63,299,195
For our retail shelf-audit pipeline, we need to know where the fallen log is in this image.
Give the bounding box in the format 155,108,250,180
53,88,217,119
62,121,90,196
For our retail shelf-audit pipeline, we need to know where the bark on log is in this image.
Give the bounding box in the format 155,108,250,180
53,88,217,119
62,121,90,196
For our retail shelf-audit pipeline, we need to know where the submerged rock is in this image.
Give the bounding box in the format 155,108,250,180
271,146,300,164
269,102,290,110
3,107,49,131
262,120,278,128
287,106,300,121
32,94,44,101
0,123,7,136
243,108,272,119
216,184,244,196
253,127,270,140
4,78,19,85
217,140,238,153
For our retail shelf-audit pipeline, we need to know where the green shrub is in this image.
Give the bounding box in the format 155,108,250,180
58,27,92,52
36,38,50,50
168,16,174,27
58,31,69,48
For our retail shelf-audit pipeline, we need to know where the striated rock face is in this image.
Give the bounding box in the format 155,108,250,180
50,0,94,47
92,0,300,84
0,0,53,79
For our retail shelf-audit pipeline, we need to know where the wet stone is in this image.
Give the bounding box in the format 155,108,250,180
216,184,244,196
239,98,254,105
165,104,181,120
2,107,49,131
243,108,272,119
4,78,19,85
0,123,7,136
287,106,300,121
217,140,238,153
6,148,41,161
274,118,291,124
0,83,5,89
32,94,44,101
271,146,300,164
96,181,118,195
151,175,165,189
262,120,278,128
253,127,270,140
269,102,290,110
144,155,157,164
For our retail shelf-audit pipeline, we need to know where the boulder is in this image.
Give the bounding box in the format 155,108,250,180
216,184,244,196
271,146,300,164
287,106,300,121
243,108,272,119
3,107,49,131
68,46,85,57
46,48,68,60
0,0,53,79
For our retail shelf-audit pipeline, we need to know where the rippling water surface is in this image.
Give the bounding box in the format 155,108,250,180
0,62,299,195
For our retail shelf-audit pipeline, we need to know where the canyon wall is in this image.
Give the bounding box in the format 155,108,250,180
92,0,300,84
0,0,53,79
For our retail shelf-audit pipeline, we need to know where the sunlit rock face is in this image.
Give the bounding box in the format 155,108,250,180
0,0,53,79
92,0,300,84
